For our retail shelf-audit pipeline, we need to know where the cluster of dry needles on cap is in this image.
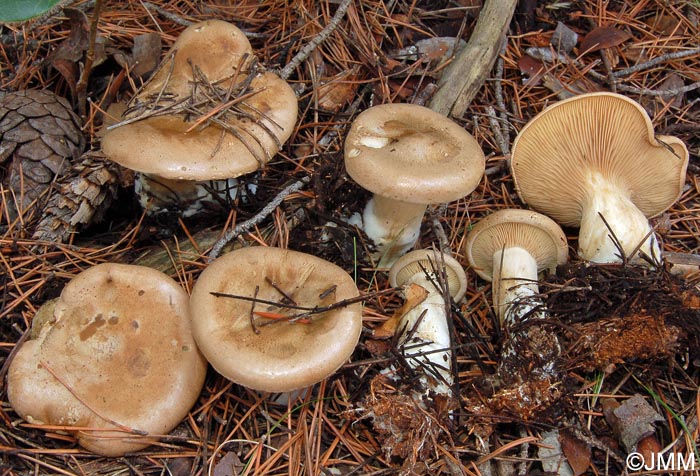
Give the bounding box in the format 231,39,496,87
2,1,700,475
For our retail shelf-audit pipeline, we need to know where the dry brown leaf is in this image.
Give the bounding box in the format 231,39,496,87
657,73,685,107
317,66,360,112
580,26,632,53
518,55,545,86
213,451,244,476
49,8,89,96
131,33,163,78
645,13,682,35
372,283,428,339
559,429,591,476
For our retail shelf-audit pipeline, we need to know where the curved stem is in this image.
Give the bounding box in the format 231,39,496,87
397,272,452,396
360,194,427,267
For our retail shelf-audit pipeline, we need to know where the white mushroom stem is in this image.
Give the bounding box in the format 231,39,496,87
492,247,560,383
579,172,661,263
135,173,239,218
397,272,453,397
491,246,544,326
357,194,427,267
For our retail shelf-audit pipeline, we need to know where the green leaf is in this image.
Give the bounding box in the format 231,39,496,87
0,0,62,23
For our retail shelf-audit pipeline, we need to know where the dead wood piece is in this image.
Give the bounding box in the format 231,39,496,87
567,313,682,372
464,376,563,425
356,373,455,472
601,395,664,454
428,0,518,117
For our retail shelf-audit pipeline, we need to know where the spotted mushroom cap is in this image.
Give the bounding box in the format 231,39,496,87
510,92,688,227
7,263,207,457
344,103,485,204
465,209,569,282
389,249,468,301
189,247,363,393
102,20,298,181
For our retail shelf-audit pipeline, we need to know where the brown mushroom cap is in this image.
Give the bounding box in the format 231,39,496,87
510,92,688,227
389,249,468,301
7,263,207,457
344,103,485,204
190,247,363,393
465,209,568,282
102,20,298,181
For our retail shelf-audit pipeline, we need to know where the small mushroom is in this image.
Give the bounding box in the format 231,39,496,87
102,20,298,216
344,103,485,267
388,249,467,396
189,247,363,393
7,263,207,456
510,92,688,264
465,209,568,324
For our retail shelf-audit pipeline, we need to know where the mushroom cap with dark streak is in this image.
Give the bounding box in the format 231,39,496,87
190,247,363,393
7,263,206,456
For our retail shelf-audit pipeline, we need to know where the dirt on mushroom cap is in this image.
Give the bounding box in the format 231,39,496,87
344,103,485,204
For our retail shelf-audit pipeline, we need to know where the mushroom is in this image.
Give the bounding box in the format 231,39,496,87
102,20,298,216
388,249,467,396
344,103,485,267
7,263,207,456
189,246,363,393
510,92,688,264
465,209,568,324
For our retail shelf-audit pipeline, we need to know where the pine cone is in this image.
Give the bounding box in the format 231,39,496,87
0,89,85,218
32,151,130,244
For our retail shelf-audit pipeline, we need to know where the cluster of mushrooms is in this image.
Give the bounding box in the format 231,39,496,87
6,20,690,457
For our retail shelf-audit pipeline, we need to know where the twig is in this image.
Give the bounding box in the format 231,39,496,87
39,360,147,435
277,0,353,81
141,1,193,26
428,0,518,117
493,37,510,155
612,80,700,98
75,0,103,120
208,176,311,260
486,106,509,155
428,204,452,257
612,47,700,78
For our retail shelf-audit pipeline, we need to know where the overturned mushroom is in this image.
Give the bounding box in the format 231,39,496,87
189,246,363,393
387,249,467,397
511,92,688,264
7,263,207,456
102,20,298,216
465,209,568,383
465,209,568,325
344,103,485,267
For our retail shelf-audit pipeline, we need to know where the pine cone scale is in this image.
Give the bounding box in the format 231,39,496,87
3,121,41,142
0,89,85,221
